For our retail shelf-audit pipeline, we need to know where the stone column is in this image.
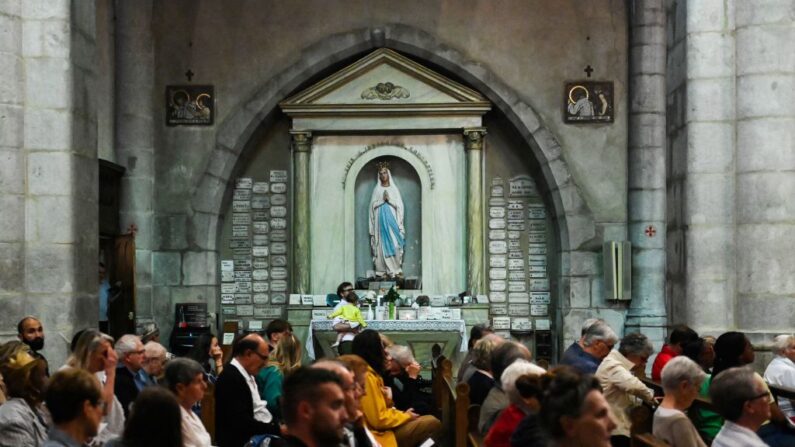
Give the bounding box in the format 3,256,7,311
464,128,486,294
115,0,155,320
626,0,667,343
291,130,312,294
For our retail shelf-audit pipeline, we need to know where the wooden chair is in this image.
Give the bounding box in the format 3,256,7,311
200,382,216,441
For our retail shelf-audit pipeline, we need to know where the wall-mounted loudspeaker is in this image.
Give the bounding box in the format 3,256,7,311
603,241,631,300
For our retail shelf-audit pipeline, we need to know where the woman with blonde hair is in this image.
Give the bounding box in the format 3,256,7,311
0,341,49,446
256,332,302,420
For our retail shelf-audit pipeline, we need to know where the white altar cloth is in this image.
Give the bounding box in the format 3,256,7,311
306,319,467,359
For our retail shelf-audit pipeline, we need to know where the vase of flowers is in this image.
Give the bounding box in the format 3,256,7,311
362,291,376,320
384,286,400,320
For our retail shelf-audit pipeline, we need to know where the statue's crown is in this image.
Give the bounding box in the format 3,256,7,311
376,161,390,171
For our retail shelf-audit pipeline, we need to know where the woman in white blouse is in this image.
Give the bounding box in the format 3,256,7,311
165,358,213,447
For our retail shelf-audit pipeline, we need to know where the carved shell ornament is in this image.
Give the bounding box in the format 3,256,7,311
361,82,410,100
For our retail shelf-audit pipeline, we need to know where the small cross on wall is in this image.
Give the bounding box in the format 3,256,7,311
645,225,657,238
185,69,194,82
584,65,594,78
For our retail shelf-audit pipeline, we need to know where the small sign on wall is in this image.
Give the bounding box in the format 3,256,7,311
563,81,613,124
166,85,214,126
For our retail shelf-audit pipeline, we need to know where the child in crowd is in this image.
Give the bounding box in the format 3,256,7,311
328,292,367,348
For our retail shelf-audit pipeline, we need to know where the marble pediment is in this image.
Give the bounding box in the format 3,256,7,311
280,48,490,129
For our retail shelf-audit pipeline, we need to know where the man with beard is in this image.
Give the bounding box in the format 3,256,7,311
43,368,106,446
17,316,48,376
281,367,350,447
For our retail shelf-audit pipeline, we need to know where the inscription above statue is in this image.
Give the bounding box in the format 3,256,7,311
369,162,405,278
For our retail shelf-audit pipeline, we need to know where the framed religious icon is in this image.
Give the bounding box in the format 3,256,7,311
166,85,214,126
564,81,614,124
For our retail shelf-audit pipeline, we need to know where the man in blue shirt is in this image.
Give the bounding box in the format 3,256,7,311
99,263,110,334
560,318,618,374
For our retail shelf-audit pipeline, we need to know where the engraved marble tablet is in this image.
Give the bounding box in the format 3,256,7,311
221,260,234,271
222,306,236,316
252,246,269,257
236,281,252,293
508,240,521,250
507,200,524,210
221,271,235,282
237,305,254,316
252,182,269,194
508,251,523,259
528,233,546,244
489,218,506,230
492,176,504,186
252,258,269,269
270,206,287,218
492,317,511,330
489,197,506,207
271,242,287,255
254,306,283,319
535,319,551,330
252,270,269,281
489,280,506,292
234,189,252,201
252,211,269,221
270,267,288,280
490,257,507,268
271,255,287,267
528,244,547,255
530,292,551,304
508,292,530,302
270,230,287,242
512,317,532,331
233,248,251,256
508,258,525,270
221,283,237,294
489,268,507,280
234,270,251,280
490,303,508,315
251,195,270,209
529,221,546,232
232,225,248,238
271,218,287,230
529,279,550,291
271,293,287,304
489,240,507,254
527,205,546,219
489,207,506,218
221,293,234,304
252,235,268,246
252,282,269,293
489,292,506,303
528,272,547,278
508,271,525,281
507,221,525,231
232,201,250,212
229,239,251,249
491,185,504,197
507,210,523,220
508,231,521,240
234,294,251,305
236,178,253,189
508,282,527,292
489,230,506,240
270,170,288,182
509,175,536,197
234,258,252,270
271,183,287,194
528,265,546,272
232,213,251,225
531,304,549,316
271,280,287,292
271,194,287,206
508,303,530,316
253,222,270,234
528,255,546,265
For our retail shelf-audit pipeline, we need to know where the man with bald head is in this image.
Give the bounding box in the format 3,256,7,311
215,333,279,447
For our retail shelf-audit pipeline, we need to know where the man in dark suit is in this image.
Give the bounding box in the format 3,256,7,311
113,334,145,417
215,333,280,447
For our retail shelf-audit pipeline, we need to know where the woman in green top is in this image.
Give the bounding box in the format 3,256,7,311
255,333,302,421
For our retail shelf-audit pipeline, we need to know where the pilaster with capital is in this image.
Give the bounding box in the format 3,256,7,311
464,128,487,294
291,130,312,293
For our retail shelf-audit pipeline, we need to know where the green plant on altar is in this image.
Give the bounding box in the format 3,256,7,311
383,286,401,304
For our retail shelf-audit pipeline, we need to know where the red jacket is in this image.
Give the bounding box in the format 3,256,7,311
651,344,678,382
484,404,526,447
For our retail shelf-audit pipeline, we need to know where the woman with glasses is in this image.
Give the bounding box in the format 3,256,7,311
653,356,708,446
164,358,211,447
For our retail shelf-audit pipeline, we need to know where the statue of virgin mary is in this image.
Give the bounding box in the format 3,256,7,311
369,163,405,277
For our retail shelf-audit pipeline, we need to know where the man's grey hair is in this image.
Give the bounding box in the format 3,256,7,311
582,321,618,347
144,341,167,360
471,335,503,371
164,358,205,393
115,334,141,357
581,318,605,337
501,360,546,407
772,334,794,356
710,366,764,422
618,332,654,358
385,344,415,367
661,356,706,391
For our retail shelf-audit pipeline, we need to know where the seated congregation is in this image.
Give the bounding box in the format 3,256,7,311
1,315,795,447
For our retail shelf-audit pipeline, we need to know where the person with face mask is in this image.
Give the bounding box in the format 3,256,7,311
17,316,48,377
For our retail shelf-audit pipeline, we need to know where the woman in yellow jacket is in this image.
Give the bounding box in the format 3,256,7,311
352,329,441,447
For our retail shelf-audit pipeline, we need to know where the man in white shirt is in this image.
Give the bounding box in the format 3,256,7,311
215,333,279,447
710,366,771,447
764,334,795,422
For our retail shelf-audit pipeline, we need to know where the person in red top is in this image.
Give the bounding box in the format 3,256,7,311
484,361,546,447
651,325,698,381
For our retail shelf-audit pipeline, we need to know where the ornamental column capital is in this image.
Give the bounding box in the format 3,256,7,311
463,127,487,151
289,130,313,152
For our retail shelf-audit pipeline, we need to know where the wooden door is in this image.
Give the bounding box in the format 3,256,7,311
109,233,136,340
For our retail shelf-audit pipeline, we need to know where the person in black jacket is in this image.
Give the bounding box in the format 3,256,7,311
114,334,145,417
384,344,434,416
215,333,280,447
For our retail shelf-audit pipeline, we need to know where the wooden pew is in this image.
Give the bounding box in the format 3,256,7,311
432,358,483,447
